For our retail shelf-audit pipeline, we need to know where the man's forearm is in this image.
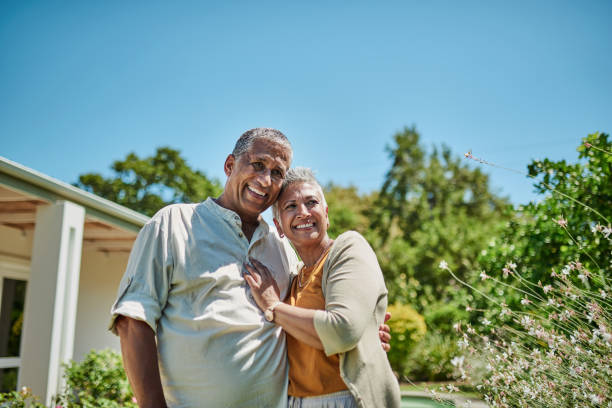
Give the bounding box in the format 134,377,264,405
116,316,167,408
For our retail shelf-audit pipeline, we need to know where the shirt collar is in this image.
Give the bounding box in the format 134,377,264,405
202,197,271,238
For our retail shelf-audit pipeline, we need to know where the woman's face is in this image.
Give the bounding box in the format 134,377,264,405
274,182,329,248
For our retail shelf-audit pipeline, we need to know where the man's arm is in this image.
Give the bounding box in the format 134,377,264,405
115,316,167,408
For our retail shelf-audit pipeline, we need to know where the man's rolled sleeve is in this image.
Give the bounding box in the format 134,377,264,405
313,232,382,356
109,218,173,335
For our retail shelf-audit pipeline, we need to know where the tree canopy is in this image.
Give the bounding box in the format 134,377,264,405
368,126,511,307
76,147,222,216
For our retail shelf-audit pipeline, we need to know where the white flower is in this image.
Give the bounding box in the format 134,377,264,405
521,297,531,305
600,290,608,299
543,285,553,293
602,226,612,238
453,322,461,332
450,355,465,368
438,260,449,270
589,393,603,404
480,271,488,281
482,318,491,326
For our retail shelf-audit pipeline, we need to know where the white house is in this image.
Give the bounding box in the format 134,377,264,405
0,156,149,403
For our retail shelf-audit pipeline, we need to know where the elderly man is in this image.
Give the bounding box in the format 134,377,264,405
110,128,389,407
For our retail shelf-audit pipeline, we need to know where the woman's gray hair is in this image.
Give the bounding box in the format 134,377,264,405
272,167,327,219
232,128,293,163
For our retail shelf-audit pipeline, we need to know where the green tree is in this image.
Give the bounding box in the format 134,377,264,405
474,132,611,315
324,183,373,238
76,147,222,216
369,126,510,308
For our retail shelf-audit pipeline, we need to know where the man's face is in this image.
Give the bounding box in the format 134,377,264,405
223,138,291,221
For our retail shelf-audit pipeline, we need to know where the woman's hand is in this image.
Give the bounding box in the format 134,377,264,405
243,258,281,312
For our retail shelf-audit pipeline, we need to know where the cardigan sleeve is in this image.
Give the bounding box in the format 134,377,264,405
313,231,386,356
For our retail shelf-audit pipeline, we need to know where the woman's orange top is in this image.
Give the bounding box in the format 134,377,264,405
285,249,347,397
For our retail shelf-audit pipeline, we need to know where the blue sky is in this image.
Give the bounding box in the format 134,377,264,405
1,1,611,206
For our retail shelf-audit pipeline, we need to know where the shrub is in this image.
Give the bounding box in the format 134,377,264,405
441,135,612,407
403,331,461,382
0,349,136,407
386,303,426,378
54,349,136,408
0,387,46,408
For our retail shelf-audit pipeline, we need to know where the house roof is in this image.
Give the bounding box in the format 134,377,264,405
0,156,149,233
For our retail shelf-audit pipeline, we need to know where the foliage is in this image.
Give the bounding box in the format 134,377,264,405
386,303,427,378
0,387,46,408
76,147,222,216
324,183,373,238
368,126,510,306
0,350,135,408
472,132,611,321
442,134,612,406
403,332,461,382
446,241,611,406
53,349,136,408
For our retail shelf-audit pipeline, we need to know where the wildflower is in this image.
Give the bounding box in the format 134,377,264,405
600,289,607,299
584,142,592,148
480,271,488,281
451,355,465,368
520,297,531,305
589,393,603,404
554,218,568,228
438,260,449,270
453,322,462,332
446,384,460,392
502,267,511,278
543,284,552,293
577,273,587,283
482,318,491,326
602,226,612,238
520,316,534,328
465,305,473,312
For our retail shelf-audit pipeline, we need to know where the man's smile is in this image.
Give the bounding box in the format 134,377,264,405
247,185,267,198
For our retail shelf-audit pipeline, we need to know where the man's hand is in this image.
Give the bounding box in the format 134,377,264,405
379,312,391,352
116,316,167,408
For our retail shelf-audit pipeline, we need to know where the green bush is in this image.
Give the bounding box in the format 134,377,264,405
403,331,460,382
0,387,46,408
386,303,426,378
0,349,136,407
54,349,136,408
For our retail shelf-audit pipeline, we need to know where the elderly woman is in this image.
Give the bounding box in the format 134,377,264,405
244,167,401,408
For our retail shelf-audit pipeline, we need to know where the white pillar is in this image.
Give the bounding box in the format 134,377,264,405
18,201,85,404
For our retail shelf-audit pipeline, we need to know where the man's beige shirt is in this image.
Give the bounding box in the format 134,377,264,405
110,198,299,408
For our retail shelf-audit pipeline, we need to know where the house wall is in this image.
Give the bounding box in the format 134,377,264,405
72,249,130,360
0,224,33,260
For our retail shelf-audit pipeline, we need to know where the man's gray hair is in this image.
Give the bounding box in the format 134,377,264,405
272,167,327,220
232,128,293,162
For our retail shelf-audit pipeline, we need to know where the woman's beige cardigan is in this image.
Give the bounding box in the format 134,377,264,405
313,231,401,408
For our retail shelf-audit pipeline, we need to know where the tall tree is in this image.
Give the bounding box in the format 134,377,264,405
324,183,373,239
475,132,612,313
76,147,222,216
369,126,510,307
